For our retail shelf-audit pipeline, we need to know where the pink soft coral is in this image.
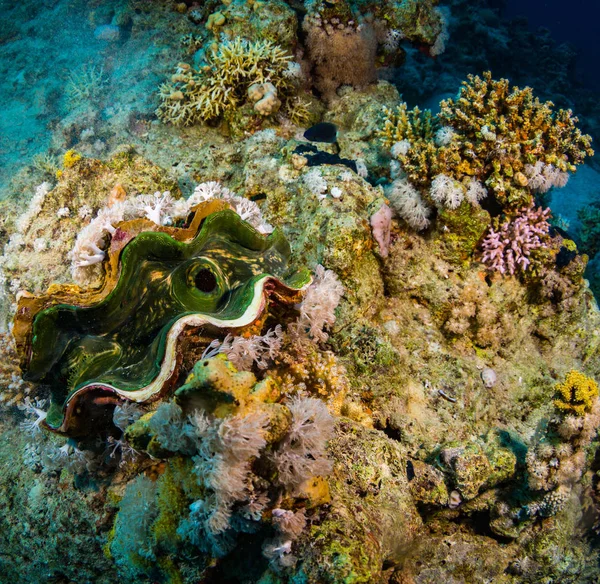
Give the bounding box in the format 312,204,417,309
481,204,551,275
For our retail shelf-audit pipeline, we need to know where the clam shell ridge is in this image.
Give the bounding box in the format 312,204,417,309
13,203,311,435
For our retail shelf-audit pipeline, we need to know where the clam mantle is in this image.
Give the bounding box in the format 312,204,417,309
13,202,311,434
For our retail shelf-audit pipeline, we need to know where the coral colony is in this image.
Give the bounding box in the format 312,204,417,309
1,0,600,583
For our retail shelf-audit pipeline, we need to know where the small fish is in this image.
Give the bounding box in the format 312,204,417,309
304,122,338,144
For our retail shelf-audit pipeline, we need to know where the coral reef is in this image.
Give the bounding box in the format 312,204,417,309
157,38,302,127
1,2,600,583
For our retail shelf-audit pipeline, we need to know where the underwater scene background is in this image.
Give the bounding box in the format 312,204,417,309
0,0,599,582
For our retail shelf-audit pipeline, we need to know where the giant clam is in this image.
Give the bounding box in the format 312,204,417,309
13,201,311,435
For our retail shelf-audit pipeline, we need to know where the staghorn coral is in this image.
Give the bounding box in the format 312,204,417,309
156,38,299,126
377,103,462,194
554,370,599,416
65,63,108,106
377,103,437,150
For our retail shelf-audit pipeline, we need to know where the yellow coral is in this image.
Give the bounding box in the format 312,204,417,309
63,149,82,168
377,104,436,148
554,370,599,416
377,72,593,211
376,104,461,190
438,72,593,208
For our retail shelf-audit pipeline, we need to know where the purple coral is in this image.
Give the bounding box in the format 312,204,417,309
481,205,551,275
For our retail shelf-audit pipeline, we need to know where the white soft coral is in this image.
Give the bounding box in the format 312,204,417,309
291,265,344,342
18,396,48,435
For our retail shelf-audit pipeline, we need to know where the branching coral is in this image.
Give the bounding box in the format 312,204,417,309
437,72,593,208
481,204,551,276
156,38,299,126
377,72,593,224
65,63,107,106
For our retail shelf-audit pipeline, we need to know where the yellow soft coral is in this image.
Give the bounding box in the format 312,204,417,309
554,370,599,416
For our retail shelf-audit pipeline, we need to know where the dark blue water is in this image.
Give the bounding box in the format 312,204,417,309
503,0,600,90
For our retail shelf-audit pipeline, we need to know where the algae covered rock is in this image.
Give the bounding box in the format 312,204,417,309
293,420,422,583
438,436,517,501
1,148,180,295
